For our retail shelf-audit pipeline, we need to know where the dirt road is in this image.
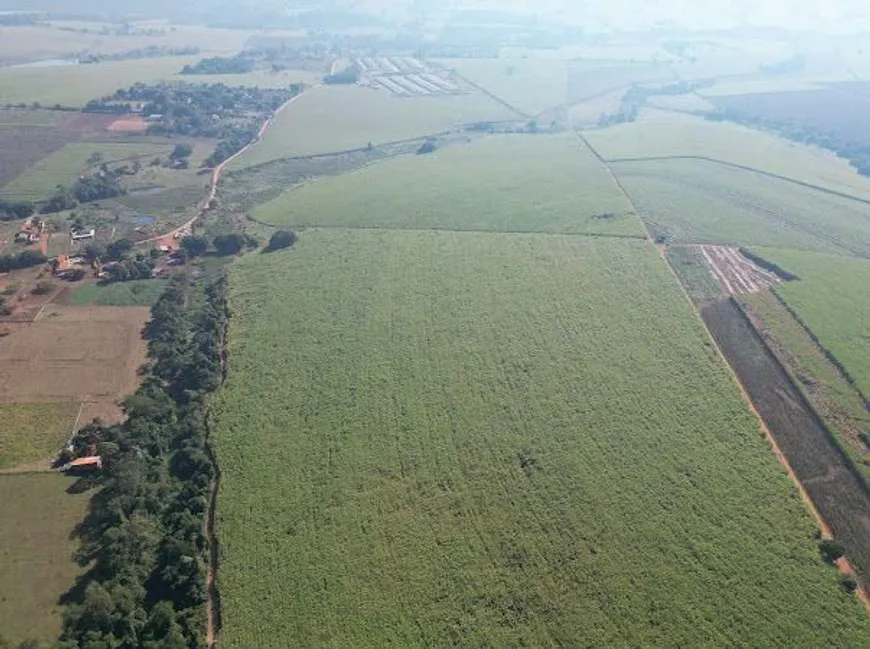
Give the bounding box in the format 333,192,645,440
139,89,310,247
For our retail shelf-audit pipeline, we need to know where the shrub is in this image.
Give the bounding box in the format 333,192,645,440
32,280,55,295
839,575,858,592
267,229,297,251
819,539,846,564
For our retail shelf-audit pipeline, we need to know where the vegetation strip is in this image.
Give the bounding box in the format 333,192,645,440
56,271,228,648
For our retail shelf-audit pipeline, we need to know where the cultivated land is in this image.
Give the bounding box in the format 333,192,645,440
610,158,870,255
0,473,90,645
69,278,169,307
213,230,870,647
0,305,149,406
0,402,80,469
567,61,675,104
438,57,568,115
230,84,516,168
1,140,172,201
253,133,640,235
754,248,870,397
584,109,870,199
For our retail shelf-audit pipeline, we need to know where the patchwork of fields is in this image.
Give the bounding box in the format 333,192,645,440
253,133,640,235
213,230,869,647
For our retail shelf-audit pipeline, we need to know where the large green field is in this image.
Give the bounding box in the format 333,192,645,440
753,248,870,398
0,473,90,645
585,110,870,199
0,402,81,469
437,58,568,115
253,134,641,235
230,84,516,168
213,229,868,647
1,141,172,201
611,158,870,255
69,278,169,307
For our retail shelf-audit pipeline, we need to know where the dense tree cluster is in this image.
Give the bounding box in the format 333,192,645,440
707,108,870,176
267,229,297,251
0,250,47,273
41,172,125,214
323,66,359,84
0,199,33,221
104,257,156,283
58,272,228,649
181,55,254,75
80,46,199,65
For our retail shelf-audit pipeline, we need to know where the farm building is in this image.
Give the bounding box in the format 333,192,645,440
71,229,95,241
66,456,102,475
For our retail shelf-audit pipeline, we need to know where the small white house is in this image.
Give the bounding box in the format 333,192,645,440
71,229,95,241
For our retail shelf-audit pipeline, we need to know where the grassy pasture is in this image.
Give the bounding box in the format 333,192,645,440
585,109,870,199
69,279,169,307
253,134,640,235
0,402,80,469
611,158,870,255
438,57,568,115
213,229,870,648
755,248,870,398
230,84,515,168
0,473,90,645
0,56,202,107
646,92,714,112
1,141,172,201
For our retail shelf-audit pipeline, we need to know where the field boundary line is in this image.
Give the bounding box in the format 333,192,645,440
428,61,531,119
607,154,870,208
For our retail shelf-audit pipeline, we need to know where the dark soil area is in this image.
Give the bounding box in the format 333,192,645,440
0,126,74,187
702,297,870,583
711,89,870,146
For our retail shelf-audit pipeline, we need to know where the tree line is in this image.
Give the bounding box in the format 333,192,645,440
57,271,229,648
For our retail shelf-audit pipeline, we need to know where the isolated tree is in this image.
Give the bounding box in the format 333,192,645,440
170,143,193,160
213,233,246,256
267,229,297,251
819,539,846,564
180,235,209,257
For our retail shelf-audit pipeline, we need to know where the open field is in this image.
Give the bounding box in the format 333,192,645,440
0,116,78,187
753,249,870,398
1,140,172,201
701,78,828,96
585,109,870,199
702,298,870,583
0,402,80,469
647,92,714,112
0,56,203,107
69,278,169,307
665,245,724,303
253,134,640,235
567,61,675,104
437,57,568,115
0,473,90,645
610,158,870,256
0,23,251,65
0,305,149,403
567,89,624,127
740,291,870,473
696,245,782,296
230,84,516,168
213,229,869,647
712,86,870,146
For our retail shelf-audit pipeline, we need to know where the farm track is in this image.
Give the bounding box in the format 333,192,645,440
606,154,870,208
138,89,312,247
429,61,530,119
696,245,782,295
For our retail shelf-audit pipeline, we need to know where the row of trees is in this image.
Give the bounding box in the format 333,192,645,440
58,272,229,648
0,250,47,273
179,229,296,258
0,199,34,221
598,80,711,128
706,108,870,176
181,55,254,75
41,172,125,214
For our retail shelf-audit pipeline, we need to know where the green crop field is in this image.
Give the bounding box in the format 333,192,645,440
585,109,870,199
0,473,90,645
253,134,640,235
753,248,870,398
230,84,515,169
610,158,870,255
567,61,675,104
0,56,202,107
1,141,172,201
438,58,568,115
0,402,80,469
213,229,869,648
665,245,724,303
69,279,169,307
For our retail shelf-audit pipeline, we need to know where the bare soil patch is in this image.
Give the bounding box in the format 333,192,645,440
698,244,782,295
107,114,148,134
0,304,149,403
59,112,117,134
702,297,870,586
